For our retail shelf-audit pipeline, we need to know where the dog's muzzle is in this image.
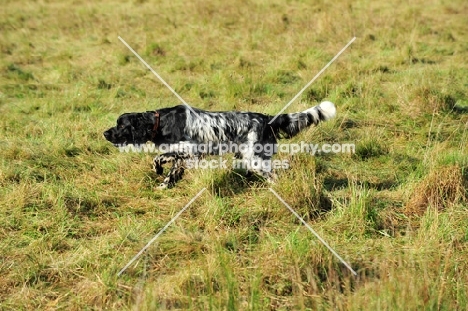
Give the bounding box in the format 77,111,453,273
103,130,111,140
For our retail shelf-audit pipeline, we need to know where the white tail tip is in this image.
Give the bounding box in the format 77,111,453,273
318,101,336,120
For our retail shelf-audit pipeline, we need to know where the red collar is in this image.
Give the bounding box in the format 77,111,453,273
151,111,160,140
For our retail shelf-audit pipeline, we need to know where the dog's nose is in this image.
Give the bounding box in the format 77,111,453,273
103,131,110,139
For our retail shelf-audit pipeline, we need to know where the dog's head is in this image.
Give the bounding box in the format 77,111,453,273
104,106,190,146
103,112,155,146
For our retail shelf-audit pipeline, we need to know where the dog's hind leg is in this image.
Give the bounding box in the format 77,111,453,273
237,132,277,182
252,157,276,183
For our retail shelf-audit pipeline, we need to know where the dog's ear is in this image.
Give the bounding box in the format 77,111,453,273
141,112,158,138
143,112,156,125
121,112,155,143
145,111,157,121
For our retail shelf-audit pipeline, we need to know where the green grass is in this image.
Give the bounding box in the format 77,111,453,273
1,0,468,309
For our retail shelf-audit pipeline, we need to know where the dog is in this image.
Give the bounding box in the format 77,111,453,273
103,102,336,188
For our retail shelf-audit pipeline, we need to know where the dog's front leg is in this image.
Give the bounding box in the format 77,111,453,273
153,152,180,175
158,153,190,189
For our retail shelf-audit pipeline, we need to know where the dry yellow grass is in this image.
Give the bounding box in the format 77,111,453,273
405,165,466,216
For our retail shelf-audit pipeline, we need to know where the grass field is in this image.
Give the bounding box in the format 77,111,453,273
1,0,468,309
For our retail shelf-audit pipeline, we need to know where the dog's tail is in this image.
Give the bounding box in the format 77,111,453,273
269,101,336,138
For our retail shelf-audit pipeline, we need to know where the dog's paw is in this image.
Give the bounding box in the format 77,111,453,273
157,183,168,190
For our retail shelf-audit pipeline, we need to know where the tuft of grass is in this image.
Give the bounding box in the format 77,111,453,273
6,63,35,81
405,165,467,216
412,87,460,113
354,137,388,160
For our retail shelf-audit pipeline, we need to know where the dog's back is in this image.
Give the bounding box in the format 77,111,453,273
181,101,336,143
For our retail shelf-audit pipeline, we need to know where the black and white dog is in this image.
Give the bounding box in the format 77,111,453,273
103,102,336,188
